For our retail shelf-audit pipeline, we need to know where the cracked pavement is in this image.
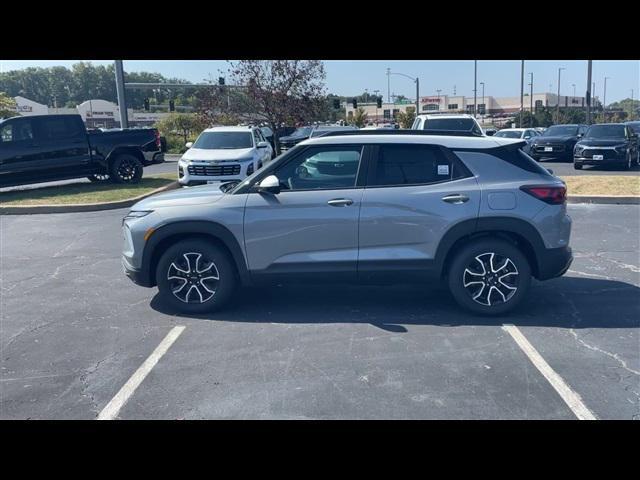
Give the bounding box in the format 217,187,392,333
0,204,638,419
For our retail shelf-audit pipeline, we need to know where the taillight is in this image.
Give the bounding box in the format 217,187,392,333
154,130,161,147
520,185,566,205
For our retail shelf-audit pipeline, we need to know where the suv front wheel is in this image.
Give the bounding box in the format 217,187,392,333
156,239,237,314
447,239,531,315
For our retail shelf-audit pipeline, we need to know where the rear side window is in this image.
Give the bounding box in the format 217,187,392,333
37,117,82,140
482,145,553,176
369,144,468,187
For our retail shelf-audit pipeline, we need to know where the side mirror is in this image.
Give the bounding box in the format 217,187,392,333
577,133,583,138
257,175,280,194
257,141,268,148
185,142,193,149
524,135,531,140
547,169,554,175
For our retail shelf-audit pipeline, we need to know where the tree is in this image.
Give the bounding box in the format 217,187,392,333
224,60,326,154
155,113,208,145
350,107,369,127
396,107,416,128
0,92,17,118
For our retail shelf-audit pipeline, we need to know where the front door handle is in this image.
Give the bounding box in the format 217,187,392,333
442,194,469,204
327,198,354,207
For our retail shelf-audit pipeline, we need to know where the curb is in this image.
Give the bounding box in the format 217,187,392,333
0,181,180,215
567,195,640,205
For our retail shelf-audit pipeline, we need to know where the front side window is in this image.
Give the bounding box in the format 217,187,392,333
192,132,253,149
272,146,362,191
0,123,13,142
369,144,462,187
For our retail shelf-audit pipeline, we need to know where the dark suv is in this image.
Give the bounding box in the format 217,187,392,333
529,124,588,162
122,132,572,316
574,123,640,170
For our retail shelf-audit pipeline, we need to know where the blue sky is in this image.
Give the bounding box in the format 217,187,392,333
1,60,638,104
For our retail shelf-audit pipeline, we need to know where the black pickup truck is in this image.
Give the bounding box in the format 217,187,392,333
0,114,164,188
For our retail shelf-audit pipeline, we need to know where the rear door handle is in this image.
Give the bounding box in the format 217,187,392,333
327,198,354,207
442,194,469,204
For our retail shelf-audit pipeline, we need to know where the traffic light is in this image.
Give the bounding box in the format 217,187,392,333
144,98,150,111
352,99,357,109
218,77,225,86
376,96,382,108
333,99,340,109
169,100,175,112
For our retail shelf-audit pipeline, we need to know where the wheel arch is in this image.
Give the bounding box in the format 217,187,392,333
107,147,145,167
436,217,546,279
141,221,250,287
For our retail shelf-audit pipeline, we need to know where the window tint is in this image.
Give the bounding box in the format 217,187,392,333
481,145,552,176
192,132,253,149
273,146,362,191
423,117,475,132
370,144,461,187
252,130,261,145
0,120,33,142
38,117,81,139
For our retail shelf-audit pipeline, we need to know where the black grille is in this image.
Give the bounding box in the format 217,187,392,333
582,149,618,160
187,164,241,176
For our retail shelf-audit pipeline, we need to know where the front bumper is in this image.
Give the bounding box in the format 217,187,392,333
537,246,573,281
122,256,150,287
573,153,626,166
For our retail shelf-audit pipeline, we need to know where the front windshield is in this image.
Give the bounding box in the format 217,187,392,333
543,125,578,136
585,125,626,139
494,130,523,139
292,127,313,137
192,132,253,149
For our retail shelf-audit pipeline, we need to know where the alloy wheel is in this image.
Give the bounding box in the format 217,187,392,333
463,252,519,306
167,252,220,304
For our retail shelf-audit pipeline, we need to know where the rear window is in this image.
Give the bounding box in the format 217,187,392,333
424,118,476,131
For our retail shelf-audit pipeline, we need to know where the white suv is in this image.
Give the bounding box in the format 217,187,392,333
412,114,484,136
178,126,274,186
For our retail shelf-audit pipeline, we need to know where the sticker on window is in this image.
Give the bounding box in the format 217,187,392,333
437,164,450,176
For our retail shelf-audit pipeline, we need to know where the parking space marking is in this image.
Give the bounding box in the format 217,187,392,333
502,324,597,420
97,325,186,420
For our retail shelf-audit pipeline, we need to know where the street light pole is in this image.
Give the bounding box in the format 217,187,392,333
479,82,484,121
386,68,391,103
603,76,610,122
520,60,524,128
556,67,565,124
586,60,592,125
474,60,477,118
114,60,129,129
529,72,534,117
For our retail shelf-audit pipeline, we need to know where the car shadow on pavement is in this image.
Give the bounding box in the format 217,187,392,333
150,276,640,333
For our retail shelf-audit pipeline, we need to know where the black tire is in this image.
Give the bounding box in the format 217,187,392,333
156,239,237,314
109,154,143,184
87,173,110,182
447,238,532,316
574,163,583,170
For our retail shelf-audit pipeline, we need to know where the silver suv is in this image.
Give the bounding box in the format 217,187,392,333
122,131,572,315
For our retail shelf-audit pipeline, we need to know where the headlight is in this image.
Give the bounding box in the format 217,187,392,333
574,145,584,155
614,145,628,154
124,210,153,220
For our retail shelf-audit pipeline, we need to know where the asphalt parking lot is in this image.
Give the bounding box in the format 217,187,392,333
1,203,638,419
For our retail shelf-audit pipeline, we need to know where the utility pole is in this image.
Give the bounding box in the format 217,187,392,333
114,60,129,129
529,72,534,117
556,67,565,124
473,61,478,118
415,77,420,119
572,84,576,98
603,76,610,122
632,89,635,120
520,61,524,128
436,88,441,111
386,68,391,103
586,60,592,125
479,82,485,120
374,89,380,122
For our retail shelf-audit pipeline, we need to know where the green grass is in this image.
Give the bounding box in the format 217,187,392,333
561,176,640,196
0,173,177,206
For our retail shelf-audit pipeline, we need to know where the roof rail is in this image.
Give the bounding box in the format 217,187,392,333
321,129,484,138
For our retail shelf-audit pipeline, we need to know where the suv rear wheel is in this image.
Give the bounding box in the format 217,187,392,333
156,239,237,314
447,239,531,315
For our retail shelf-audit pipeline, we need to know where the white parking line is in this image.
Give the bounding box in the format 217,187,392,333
97,325,186,420
502,324,597,420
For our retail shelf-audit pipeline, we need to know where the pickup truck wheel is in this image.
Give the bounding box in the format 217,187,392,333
88,174,110,182
447,239,531,316
110,154,143,184
156,239,237,314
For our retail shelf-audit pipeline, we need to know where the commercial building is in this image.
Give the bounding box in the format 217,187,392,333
11,96,168,128
345,92,594,123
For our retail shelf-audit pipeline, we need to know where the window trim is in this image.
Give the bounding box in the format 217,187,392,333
245,144,370,194
364,143,473,189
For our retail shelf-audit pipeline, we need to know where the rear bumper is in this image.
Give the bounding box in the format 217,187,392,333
537,246,573,280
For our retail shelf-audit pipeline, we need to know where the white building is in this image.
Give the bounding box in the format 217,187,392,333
12,96,169,128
